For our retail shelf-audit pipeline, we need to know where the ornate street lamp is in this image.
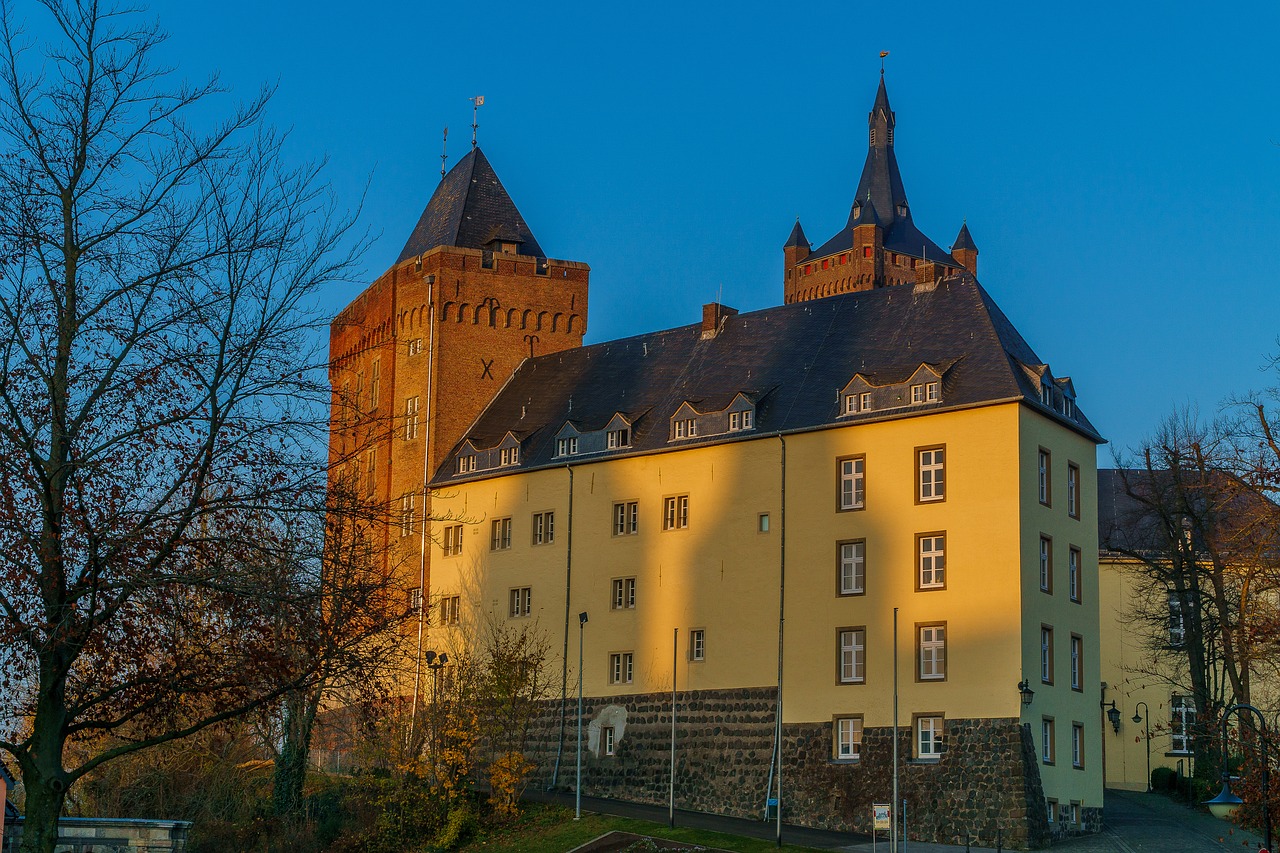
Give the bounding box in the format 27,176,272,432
1203,703,1271,852
1132,701,1151,792
1104,701,1122,734
1017,680,1035,707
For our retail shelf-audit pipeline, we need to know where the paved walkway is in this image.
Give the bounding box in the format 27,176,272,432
530,788,1268,852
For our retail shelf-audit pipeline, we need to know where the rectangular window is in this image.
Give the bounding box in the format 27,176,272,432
918,623,946,681
1071,723,1084,768
455,454,476,474
609,652,634,685
442,524,463,557
673,418,697,439
491,517,512,551
603,725,616,756
499,446,520,466
663,495,689,530
409,586,422,613
926,381,939,402
611,577,636,610
917,446,945,502
1069,802,1081,825
834,716,863,760
1168,589,1185,646
1038,448,1051,506
1068,547,1082,603
607,427,630,449
1067,462,1080,518
911,384,925,404
1170,695,1196,754
404,396,420,440
365,447,377,495
1042,717,1056,764
838,456,866,510
918,533,946,589
863,246,872,258
407,337,423,356
844,395,857,415
860,392,872,411
689,629,705,661
916,715,944,758
556,436,578,456
369,359,380,409
613,501,638,536
439,595,461,625
1046,799,1057,824
532,511,555,545
728,410,754,431
758,513,770,533
839,541,866,596
1041,626,1054,684
1070,634,1083,691
400,493,416,536
508,587,532,618
838,628,866,683
1039,535,1053,593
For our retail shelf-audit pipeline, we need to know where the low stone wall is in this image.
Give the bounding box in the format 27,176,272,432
2,818,190,853
526,687,1058,849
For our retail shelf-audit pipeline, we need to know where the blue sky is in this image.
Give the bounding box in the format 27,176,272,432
153,0,1280,456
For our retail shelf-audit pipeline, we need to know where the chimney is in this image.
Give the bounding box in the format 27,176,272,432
701,303,738,340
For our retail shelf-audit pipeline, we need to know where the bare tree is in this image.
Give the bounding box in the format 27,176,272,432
0,3,369,851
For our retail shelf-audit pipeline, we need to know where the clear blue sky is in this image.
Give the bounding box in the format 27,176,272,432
153,0,1280,457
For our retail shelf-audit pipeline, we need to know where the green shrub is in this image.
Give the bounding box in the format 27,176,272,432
1151,766,1178,792
434,805,477,850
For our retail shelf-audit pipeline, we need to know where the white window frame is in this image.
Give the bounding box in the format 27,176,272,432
839,457,866,510
400,493,416,537
533,511,555,545
1067,463,1080,518
607,427,630,449
443,524,463,557
1041,626,1054,684
918,534,946,589
663,495,689,530
1042,718,1056,764
1040,536,1053,593
919,624,946,681
689,629,705,661
491,517,512,551
926,381,939,402
1070,635,1082,690
1170,695,1195,754
839,628,866,684
1071,723,1084,768
609,652,634,685
557,436,578,457
839,541,865,596
1038,448,1051,505
673,418,697,439
613,501,638,536
1168,589,1185,646
835,716,863,760
1068,547,1081,603
917,716,944,758
844,394,857,415
918,447,945,502
603,725,616,756
860,392,872,411
404,396,420,440
611,577,636,610
407,337,423,356
911,383,925,404
508,586,532,618
499,446,520,466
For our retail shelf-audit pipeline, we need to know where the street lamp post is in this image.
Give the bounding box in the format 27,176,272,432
1204,703,1271,853
576,611,588,820
1132,702,1151,792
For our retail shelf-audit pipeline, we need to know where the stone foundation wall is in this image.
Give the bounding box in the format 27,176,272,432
2,818,190,853
526,687,1062,849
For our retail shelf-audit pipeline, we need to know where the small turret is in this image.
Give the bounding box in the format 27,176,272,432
951,222,978,275
783,218,811,268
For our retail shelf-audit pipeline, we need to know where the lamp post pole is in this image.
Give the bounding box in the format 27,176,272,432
1205,703,1271,852
576,612,588,820
1132,702,1151,792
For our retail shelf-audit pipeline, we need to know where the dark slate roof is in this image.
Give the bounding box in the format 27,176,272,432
953,222,978,252
396,147,546,263
783,220,810,249
872,75,892,117
434,278,1103,483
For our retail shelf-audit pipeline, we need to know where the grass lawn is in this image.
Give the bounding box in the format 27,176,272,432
459,804,825,853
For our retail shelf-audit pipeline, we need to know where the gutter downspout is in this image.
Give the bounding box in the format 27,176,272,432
550,464,575,787
766,434,786,844
410,273,436,737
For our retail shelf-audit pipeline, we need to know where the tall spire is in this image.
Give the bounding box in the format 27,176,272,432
870,75,894,149
851,77,907,232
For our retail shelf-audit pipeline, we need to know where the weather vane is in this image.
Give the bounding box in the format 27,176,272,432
469,96,485,148
880,50,889,74
440,127,448,180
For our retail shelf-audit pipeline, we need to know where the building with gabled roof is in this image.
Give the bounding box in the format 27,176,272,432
329,77,1105,847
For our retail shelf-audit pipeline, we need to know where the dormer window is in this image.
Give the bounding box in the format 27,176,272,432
1064,398,1075,419
912,384,925,404
556,436,578,457
499,446,520,466
607,428,630,449
674,418,697,439
456,454,476,474
926,382,939,402
844,395,857,415
860,392,872,411
1040,385,1054,407
729,410,754,432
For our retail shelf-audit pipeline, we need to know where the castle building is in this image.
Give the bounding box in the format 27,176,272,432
329,79,1104,846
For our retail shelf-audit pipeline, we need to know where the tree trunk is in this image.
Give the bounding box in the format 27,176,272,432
17,745,68,853
272,688,319,818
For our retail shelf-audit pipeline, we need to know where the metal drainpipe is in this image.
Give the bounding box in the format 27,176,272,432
775,435,787,846
550,464,575,787
409,272,436,736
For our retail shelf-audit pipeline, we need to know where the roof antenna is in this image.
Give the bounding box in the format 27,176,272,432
880,50,889,74
440,127,448,181
469,96,485,148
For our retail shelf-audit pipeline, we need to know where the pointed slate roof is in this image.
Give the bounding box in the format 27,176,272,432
432,278,1103,482
953,222,978,252
783,219,810,249
397,147,546,263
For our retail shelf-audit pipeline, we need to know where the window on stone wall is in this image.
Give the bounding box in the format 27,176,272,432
834,716,863,760
916,715,944,759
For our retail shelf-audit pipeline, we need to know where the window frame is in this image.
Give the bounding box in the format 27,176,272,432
1071,722,1085,769
556,436,578,457
1170,694,1196,754
400,493,416,537
1039,535,1053,594
1038,447,1052,506
613,501,639,536
837,455,867,511
662,495,689,531
914,713,945,760
532,511,555,545
490,517,512,551
1068,546,1082,603
1067,462,1081,518
916,532,947,591
837,540,866,596
607,427,631,449
442,523,464,557
508,586,532,618
837,627,867,684
1069,634,1083,692
689,628,706,662
833,715,864,761
611,577,636,610
1041,717,1056,765
404,396,420,440
917,622,947,682
609,651,634,685
1041,625,1055,684
439,595,461,626
916,444,946,504
602,725,616,756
